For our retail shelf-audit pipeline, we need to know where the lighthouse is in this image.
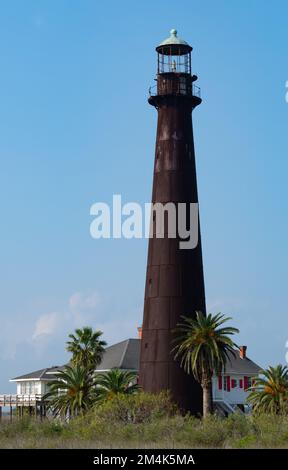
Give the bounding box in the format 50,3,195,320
139,30,206,414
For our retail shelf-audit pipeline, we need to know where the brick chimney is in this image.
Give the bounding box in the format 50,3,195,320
239,346,247,359
137,326,142,340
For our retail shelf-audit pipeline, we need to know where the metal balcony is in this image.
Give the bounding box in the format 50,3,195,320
148,82,201,99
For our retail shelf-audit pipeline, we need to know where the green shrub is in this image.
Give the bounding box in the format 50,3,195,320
40,420,64,437
186,415,229,448
0,417,34,438
224,412,253,439
93,390,178,424
2,400,288,448
233,435,257,448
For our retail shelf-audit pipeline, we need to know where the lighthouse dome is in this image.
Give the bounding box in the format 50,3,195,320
159,29,189,47
156,29,192,55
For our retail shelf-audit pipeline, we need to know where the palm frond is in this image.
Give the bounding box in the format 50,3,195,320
173,311,239,385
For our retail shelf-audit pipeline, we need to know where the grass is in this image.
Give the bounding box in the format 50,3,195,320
1,392,288,449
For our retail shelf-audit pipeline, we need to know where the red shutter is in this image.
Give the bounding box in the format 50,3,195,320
232,379,235,388
227,376,231,392
239,379,243,388
218,376,222,390
252,378,255,391
244,376,248,391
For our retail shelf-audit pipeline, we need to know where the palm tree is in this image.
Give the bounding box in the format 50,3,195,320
247,364,288,414
173,311,239,418
44,364,97,419
95,369,139,403
66,327,106,371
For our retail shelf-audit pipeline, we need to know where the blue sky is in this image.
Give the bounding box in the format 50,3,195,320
0,0,287,392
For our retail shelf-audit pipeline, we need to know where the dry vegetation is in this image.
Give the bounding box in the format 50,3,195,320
1,392,288,449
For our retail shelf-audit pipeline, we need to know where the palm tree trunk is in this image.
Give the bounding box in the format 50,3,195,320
202,381,213,418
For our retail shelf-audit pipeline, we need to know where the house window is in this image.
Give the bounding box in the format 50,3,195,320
244,376,249,390
223,376,231,392
20,381,36,394
247,377,255,390
232,378,238,389
218,376,222,390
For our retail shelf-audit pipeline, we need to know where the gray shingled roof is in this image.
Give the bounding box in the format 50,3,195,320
10,339,260,381
96,338,140,371
223,350,261,375
95,340,261,374
10,367,62,381
10,339,140,381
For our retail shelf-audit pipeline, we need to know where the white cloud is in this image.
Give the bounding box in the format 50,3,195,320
69,291,100,312
29,291,101,345
1,288,135,363
32,312,59,339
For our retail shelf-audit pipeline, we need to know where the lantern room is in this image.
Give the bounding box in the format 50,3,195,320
156,29,192,75
149,29,201,105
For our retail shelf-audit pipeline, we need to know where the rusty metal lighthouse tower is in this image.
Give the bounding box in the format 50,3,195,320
139,30,206,414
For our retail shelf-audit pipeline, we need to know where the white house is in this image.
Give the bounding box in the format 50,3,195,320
7,339,261,415
10,366,62,397
4,339,139,414
212,346,261,415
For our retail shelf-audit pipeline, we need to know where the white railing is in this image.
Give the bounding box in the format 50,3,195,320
0,394,44,406
213,398,238,414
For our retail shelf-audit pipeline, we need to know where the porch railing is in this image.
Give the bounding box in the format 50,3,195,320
0,394,44,406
